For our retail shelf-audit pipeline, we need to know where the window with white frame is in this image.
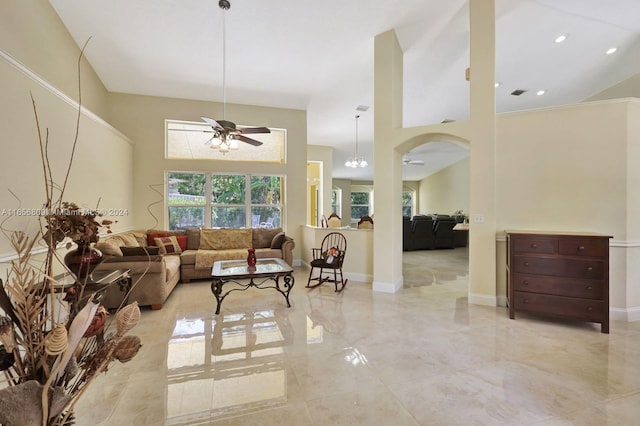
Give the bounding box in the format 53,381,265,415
167,172,284,230
331,188,342,217
402,190,414,217
350,191,372,222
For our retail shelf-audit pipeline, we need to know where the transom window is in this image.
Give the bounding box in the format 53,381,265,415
167,172,284,230
165,119,286,163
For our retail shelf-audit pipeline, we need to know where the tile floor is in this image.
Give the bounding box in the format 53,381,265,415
75,248,640,425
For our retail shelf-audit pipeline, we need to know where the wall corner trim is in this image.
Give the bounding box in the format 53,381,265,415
0,48,133,146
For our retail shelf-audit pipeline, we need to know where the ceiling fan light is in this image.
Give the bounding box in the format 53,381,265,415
359,159,368,167
211,137,222,147
229,138,239,150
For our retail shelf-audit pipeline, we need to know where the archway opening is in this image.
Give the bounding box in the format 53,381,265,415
397,135,470,290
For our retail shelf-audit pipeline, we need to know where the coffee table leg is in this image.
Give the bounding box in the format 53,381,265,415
211,279,224,314
279,273,295,308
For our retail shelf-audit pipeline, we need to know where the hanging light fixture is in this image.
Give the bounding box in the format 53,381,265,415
345,115,368,168
210,0,238,153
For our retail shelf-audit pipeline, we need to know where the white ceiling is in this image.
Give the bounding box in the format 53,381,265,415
48,0,640,181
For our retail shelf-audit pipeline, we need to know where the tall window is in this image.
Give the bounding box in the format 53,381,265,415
167,172,284,229
168,172,206,229
350,191,371,222
402,191,414,217
331,188,341,217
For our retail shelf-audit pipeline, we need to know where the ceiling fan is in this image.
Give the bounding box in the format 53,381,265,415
201,0,270,151
403,156,425,166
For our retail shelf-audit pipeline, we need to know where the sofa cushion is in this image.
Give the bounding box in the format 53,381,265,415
121,246,160,256
195,248,248,269
154,236,183,254
96,236,124,256
118,233,140,247
252,228,282,249
200,229,252,250
186,229,200,250
131,231,148,247
270,231,286,249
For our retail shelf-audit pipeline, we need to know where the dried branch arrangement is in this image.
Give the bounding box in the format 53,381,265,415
0,40,142,425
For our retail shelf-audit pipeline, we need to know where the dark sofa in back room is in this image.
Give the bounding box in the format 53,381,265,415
403,214,465,251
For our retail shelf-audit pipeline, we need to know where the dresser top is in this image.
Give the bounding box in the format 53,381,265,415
505,230,613,238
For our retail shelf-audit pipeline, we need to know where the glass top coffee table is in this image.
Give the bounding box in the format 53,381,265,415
210,258,294,314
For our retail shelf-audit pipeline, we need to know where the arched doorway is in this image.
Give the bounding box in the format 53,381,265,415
397,136,470,289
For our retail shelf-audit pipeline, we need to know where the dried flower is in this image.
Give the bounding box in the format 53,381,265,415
42,201,113,247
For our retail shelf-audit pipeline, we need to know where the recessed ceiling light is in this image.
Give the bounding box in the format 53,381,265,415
494,82,501,88
554,35,567,43
606,47,617,55
537,90,546,96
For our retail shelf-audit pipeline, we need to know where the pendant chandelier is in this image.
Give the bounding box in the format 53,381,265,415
345,114,368,168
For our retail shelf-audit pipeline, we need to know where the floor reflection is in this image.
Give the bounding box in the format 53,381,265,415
166,309,293,423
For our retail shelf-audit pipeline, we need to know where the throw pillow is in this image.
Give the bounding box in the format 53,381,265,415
199,229,252,250
154,236,182,254
270,232,286,249
147,232,168,246
120,246,160,256
175,235,188,251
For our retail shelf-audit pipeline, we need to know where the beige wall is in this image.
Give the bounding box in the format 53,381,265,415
107,93,307,262
585,73,640,102
0,1,133,276
417,157,469,215
494,99,640,319
0,0,110,119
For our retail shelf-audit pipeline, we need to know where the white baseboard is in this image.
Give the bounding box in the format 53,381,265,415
372,276,402,293
496,295,508,307
468,293,497,307
610,306,640,322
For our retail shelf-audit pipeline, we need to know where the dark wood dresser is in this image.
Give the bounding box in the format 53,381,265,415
506,230,612,333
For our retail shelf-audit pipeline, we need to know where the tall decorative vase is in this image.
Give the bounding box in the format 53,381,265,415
247,248,257,267
64,243,103,279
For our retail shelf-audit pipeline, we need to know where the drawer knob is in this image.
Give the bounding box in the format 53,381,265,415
524,262,530,267
523,298,529,304
531,243,538,249
586,286,593,291
586,306,593,312
523,280,529,286
578,246,585,251
587,266,593,272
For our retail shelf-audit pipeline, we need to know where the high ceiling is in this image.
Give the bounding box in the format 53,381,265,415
48,0,640,181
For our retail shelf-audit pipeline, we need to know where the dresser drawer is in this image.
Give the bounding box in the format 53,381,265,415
512,255,605,279
511,237,555,254
512,274,604,299
512,291,604,322
558,238,608,258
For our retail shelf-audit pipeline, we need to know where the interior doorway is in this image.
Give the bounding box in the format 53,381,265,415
400,140,470,289
306,161,322,226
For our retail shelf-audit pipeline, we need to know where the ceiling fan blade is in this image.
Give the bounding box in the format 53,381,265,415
410,160,425,165
201,116,222,129
236,135,263,146
239,126,271,134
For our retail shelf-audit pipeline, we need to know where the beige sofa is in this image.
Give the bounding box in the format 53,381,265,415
93,228,294,309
